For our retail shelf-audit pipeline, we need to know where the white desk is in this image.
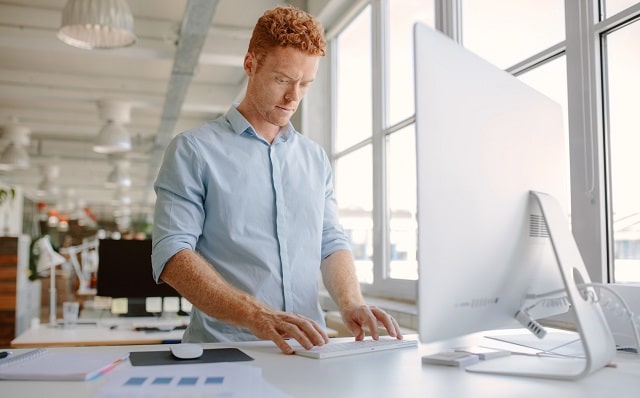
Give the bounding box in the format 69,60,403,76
10,317,338,348
10,317,188,348
2,332,640,397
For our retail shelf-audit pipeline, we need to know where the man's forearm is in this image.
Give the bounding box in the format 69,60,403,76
321,249,402,340
159,249,265,328
320,249,366,312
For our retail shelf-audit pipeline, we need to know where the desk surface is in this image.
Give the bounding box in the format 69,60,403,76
2,331,640,398
10,316,338,348
10,317,188,347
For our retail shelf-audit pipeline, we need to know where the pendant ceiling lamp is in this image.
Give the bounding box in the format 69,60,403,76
105,155,132,188
37,164,61,198
113,186,132,206
94,100,132,154
0,123,31,171
58,0,136,50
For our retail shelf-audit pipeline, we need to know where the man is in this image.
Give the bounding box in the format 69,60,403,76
151,5,402,354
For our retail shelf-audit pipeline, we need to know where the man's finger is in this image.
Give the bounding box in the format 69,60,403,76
293,314,329,344
360,306,380,340
371,307,401,338
273,336,295,355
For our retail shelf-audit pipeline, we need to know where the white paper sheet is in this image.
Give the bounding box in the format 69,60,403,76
93,363,289,398
486,330,585,357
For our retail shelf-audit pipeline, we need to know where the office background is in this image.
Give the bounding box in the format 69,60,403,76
0,0,639,338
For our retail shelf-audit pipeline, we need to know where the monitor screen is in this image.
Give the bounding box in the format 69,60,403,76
413,23,570,344
96,239,180,299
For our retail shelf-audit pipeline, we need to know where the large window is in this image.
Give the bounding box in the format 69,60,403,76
325,0,640,303
331,0,433,299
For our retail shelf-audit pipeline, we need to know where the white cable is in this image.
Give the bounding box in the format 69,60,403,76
522,282,640,354
585,283,640,354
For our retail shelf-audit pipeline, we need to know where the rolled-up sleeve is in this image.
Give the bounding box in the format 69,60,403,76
320,151,351,260
151,134,206,282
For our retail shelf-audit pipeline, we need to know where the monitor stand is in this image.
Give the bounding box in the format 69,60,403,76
466,191,616,379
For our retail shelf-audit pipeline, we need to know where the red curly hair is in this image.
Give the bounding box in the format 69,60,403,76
248,5,326,65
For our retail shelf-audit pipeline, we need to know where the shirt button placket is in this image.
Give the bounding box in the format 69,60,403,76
269,144,292,311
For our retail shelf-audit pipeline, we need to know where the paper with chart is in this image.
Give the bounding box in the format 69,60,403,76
93,362,289,398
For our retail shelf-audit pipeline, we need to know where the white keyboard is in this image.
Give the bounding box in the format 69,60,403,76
294,338,418,359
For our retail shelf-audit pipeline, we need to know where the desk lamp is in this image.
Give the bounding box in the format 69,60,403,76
35,235,67,325
60,238,98,295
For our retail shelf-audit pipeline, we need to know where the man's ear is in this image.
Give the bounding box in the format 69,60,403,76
244,52,257,75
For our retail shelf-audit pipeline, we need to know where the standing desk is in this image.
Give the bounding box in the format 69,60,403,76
2,331,640,397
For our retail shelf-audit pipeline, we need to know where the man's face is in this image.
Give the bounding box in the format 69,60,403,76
243,46,319,131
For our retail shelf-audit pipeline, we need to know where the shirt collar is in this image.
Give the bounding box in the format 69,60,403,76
226,105,253,136
225,105,295,143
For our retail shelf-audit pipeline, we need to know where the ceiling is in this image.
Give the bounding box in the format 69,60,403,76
0,0,350,228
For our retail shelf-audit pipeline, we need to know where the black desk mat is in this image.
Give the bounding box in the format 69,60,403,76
129,348,254,366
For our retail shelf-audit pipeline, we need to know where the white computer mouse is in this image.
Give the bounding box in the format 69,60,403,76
170,343,204,359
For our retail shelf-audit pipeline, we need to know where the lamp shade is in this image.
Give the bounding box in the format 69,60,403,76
105,162,132,187
58,0,136,49
37,163,61,197
35,235,66,273
0,143,29,171
113,187,132,205
37,177,61,197
93,121,131,153
0,124,31,171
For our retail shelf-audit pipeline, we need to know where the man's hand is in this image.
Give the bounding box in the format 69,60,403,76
248,309,330,355
341,305,403,341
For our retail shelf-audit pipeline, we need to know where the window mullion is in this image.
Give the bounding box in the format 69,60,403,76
564,0,609,282
370,0,388,287
435,0,462,42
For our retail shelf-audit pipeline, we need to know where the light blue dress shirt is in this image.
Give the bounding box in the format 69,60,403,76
151,105,351,343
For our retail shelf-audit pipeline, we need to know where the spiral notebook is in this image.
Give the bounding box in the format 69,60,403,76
0,348,129,381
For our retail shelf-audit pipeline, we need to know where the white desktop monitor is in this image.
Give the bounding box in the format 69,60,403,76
414,22,569,344
413,23,616,379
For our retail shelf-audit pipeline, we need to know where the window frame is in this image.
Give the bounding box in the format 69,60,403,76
327,0,421,300
566,0,640,284
599,3,640,282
